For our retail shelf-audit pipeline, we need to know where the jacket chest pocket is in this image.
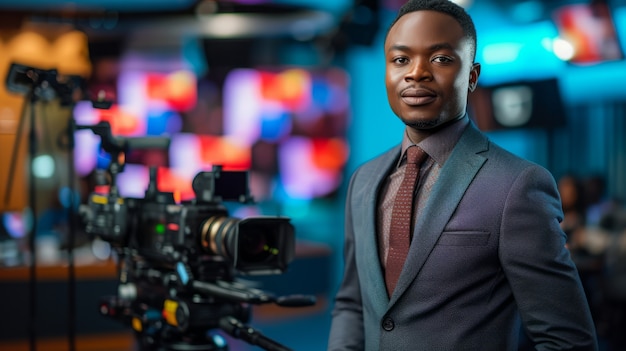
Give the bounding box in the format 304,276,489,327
418,231,495,282
437,231,490,246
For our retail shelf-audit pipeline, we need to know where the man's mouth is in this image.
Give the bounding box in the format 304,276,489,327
400,88,437,106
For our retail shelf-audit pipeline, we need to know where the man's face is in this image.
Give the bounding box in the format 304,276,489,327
384,10,480,130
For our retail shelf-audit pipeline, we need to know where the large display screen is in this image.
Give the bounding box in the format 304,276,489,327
468,78,567,131
74,62,350,203
552,0,623,65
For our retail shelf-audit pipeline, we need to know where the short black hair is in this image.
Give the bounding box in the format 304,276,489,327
387,0,477,61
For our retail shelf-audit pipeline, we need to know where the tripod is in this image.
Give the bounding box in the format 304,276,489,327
98,254,314,351
4,62,87,351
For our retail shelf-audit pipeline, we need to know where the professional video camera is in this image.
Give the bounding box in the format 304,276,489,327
78,121,315,351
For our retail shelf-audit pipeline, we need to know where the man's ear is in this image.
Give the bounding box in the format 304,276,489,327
469,62,481,92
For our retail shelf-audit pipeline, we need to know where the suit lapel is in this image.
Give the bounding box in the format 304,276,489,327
389,125,489,305
355,146,400,309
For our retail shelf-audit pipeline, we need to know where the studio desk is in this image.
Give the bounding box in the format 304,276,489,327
0,240,332,351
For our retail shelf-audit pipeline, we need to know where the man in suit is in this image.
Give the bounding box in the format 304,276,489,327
327,0,598,350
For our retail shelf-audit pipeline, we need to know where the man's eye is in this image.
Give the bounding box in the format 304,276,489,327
393,57,408,64
433,56,452,63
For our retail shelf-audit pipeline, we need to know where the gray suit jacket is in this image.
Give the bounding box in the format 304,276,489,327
328,123,597,351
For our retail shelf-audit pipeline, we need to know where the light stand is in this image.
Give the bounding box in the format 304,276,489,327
5,63,85,351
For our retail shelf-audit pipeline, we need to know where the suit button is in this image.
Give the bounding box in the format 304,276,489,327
382,317,394,331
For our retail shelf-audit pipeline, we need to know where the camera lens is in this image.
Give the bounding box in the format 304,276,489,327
200,216,276,263
200,216,238,260
238,230,271,263
199,216,294,274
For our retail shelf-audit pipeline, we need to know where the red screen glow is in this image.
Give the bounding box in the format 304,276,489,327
553,1,623,65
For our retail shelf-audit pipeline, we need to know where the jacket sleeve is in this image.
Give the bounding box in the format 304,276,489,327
327,170,365,351
499,165,598,350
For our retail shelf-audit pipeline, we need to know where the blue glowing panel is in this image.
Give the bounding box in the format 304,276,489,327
146,109,183,136
259,109,292,142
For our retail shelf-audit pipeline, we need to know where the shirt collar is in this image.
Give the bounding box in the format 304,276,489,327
398,114,469,168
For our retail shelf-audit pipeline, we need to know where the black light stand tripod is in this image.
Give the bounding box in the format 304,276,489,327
4,62,87,351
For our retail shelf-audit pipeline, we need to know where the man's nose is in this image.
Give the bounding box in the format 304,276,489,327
405,58,432,81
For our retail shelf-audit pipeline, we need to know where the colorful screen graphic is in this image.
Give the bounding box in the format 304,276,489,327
74,62,350,203
552,0,623,65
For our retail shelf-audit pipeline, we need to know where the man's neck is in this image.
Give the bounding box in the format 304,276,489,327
406,113,466,144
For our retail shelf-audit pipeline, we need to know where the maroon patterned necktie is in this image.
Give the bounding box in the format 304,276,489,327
385,145,428,297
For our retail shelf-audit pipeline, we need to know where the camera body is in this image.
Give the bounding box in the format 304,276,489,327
79,121,295,277
83,167,295,276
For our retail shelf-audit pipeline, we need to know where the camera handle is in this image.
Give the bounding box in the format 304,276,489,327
173,261,316,307
191,279,317,307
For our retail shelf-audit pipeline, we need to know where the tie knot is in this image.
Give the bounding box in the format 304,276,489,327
406,145,427,165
